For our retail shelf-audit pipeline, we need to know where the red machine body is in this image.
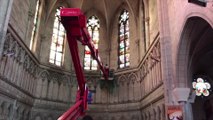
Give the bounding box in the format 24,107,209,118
58,8,109,120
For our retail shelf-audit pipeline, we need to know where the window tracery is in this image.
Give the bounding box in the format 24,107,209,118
84,15,100,70
49,7,65,66
119,10,130,68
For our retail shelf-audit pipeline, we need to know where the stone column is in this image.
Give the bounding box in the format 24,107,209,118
156,0,174,120
0,0,14,58
143,1,150,51
156,0,173,104
182,102,193,120
156,0,194,119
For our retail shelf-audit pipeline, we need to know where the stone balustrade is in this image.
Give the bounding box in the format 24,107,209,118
0,27,164,120
0,28,75,120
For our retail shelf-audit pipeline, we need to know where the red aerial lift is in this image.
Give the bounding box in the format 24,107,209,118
58,8,109,120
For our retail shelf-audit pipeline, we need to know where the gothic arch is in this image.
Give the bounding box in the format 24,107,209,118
109,2,136,37
109,2,135,40
45,0,70,25
118,75,127,86
128,72,138,84
61,75,71,85
177,16,213,120
84,8,106,26
176,16,213,87
38,70,49,80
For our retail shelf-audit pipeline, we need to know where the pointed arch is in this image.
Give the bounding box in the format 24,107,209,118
49,6,66,66
61,75,71,84
45,1,70,24
118,75,127,85
38,70,49,80
84,15,100,70
128,72,138,84
118,9,130,68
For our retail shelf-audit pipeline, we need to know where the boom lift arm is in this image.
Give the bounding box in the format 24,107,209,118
58,8,109,120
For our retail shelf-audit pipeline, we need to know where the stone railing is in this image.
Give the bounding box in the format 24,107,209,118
0,25,164,120
88,34,164,120
111,33,162,103
0,32,38,97
84,34,165,120
0,26,75,120
0,28,38,119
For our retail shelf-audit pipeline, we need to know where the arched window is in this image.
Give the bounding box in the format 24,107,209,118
118,9,130,68
84,15,100,70
30,0,40,50
49,7,65,66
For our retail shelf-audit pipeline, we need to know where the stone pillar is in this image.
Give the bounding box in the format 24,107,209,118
156,0,173,104
0,0,14,58
181,102,193,120
156,0,195,119
156,0,175,119
143,1,150,51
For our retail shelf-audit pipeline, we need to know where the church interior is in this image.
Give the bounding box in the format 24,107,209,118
0,0,213,120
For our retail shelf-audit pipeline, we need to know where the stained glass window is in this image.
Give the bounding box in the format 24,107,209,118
49,7,65,66
192,77,211,96
119,10,130,68
84,16,100,70
30,0,40,50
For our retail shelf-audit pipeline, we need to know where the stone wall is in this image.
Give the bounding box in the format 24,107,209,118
85,36,165,120
1,20,165,120
109,3,140,69
9,0,30,45
148,0,159,46
0,0,167,120
0,26,75,119
0,26,164,120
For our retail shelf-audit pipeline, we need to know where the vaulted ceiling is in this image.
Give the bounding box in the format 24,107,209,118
44,0,141,27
